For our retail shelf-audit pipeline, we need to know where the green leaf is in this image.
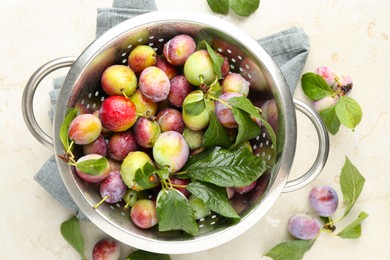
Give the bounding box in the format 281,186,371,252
156,168,170,181
60,108,78,151
231,107,261,148
183,146,266,187
264,239,315,260
126,249,171,260
301,72,335,100
230,0,260,17
227,96,261,118
156,189,199,236
187,181,240,219
319,105,341,135
76,157,109,176
60,216,86,259
197,40,224,79
256,116,277,152
335,96,363,130
337,211,369,239
207,0,229,14
134,162,159,190
340,156,365,217
183,99,206,116
203,113,231,148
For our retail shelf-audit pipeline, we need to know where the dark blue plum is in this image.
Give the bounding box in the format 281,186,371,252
288,214,321,240
100,171,127,204
309,186,339,217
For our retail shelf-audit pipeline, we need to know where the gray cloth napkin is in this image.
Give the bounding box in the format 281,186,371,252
35,0,310,220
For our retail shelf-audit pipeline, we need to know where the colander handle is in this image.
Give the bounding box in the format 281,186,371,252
22,57,77,150
283,98,330,193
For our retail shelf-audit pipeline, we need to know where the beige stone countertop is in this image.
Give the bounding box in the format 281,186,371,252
1,0,389,259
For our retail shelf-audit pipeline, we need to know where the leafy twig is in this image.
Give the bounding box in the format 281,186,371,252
264,157,368,259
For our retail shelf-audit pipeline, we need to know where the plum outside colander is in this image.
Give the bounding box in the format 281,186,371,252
22,11,329,254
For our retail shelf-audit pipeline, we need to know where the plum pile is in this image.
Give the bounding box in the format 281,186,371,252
60,34,275,235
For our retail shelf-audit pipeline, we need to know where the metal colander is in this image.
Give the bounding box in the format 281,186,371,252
22,11,329,254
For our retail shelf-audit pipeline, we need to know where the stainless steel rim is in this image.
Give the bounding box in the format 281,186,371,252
53,11,297,254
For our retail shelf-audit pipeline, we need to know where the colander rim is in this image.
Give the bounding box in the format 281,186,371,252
53,10,297,254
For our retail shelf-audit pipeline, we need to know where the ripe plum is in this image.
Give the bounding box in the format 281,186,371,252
156,108,185,133
120,151,155,191
234,180,257,195
68,114,102,145
163,34,196,66
99,96,137,132
130,199,158,229
261,99,278,133
99,171,127,204
287,214,321,240
83,134,108,157
153,131,189,173
222,73,250,97
219,54,230,77
313,96,339,113
101,64,137,96
139,66,170,102
315,66,337,87
108,158,121,172
156,56,179,79
184,50,217,86
133,117,161,148
129,89,158,116
92,238,121,260
215,92,242,128
168,75,193,107
182,90,215,131
315,66,353,94
170,177,190,197
309,186,339,217
336,74,353,94
75,154,110,183
108,131,138,161
128,45,156,73
74,102,91,115
182,128,204,150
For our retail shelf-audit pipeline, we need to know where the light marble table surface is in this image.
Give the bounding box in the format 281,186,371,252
1,0,389,259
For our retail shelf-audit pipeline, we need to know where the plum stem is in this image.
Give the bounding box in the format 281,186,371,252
93,195,109,209
172,183,188,189
323,217,336,232
199,75,204,85
173,170,187,176
124,200,131,209
165,177,173,189
121,89,129,99
137,112,157,121
325,214,347,228
199,83,210,93
59,140,77,165
159,175,170,190
255,106,263,115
